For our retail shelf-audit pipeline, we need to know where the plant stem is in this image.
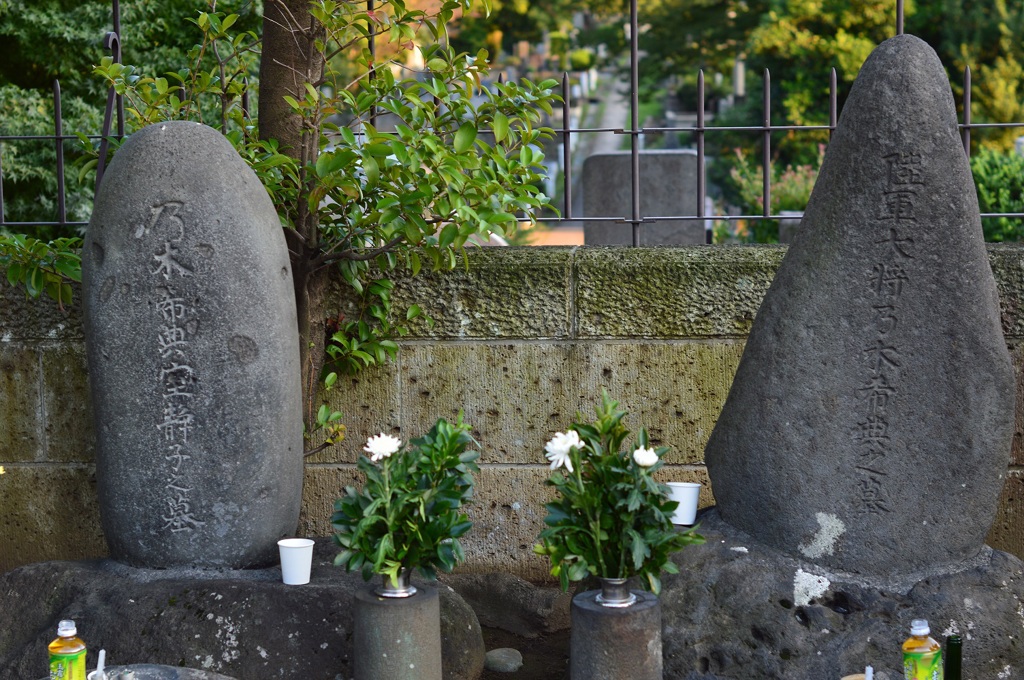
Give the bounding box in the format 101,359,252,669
577,451,608,577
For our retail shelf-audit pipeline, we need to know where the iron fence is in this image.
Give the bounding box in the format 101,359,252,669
2,0,1023,243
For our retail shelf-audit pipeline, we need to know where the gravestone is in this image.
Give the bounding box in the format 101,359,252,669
582,150,706,245
82,121,303,569
705,35,1015,585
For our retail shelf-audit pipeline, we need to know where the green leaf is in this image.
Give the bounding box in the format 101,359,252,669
438,223,458,249
454,122,477,153
492,112,509,143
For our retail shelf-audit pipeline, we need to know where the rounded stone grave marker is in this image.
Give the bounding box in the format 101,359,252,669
82,121,303,569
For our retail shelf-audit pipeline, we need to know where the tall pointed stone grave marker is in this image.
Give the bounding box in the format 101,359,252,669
705,35,1015,581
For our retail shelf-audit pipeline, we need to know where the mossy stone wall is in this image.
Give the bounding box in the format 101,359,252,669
3,245,1023,579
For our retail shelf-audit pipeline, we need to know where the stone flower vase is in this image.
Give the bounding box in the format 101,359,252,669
353,570,442,680
570,578,662,680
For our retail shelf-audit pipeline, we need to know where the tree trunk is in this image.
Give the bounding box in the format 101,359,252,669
259,0,327,438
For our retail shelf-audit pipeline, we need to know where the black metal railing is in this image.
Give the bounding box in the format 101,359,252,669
2,0,1023,244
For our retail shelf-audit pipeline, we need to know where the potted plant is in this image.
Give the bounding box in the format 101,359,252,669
331,415,479,680
534,391,704,680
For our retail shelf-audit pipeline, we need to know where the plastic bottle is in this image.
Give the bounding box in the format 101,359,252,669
48,619,87,680
944,635,962,680
902,619,943,680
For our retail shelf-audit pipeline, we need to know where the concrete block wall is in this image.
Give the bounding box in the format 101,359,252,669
3,245,1024,580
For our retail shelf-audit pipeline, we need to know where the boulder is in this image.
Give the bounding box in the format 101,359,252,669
0,541,484,680
660,509,1024,679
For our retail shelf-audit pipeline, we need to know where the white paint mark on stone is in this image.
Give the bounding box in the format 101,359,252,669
797,513,846,559
320,642,329,650
1,332,10,343
793,568,830,607
998,664,1013,678
730,547,748,554
258,646,269,659
942,621,961,637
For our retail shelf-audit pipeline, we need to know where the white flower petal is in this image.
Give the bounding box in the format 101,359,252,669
544,431,581,472
364,433,402,461
632,446,659,467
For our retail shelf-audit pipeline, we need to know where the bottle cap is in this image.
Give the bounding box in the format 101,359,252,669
910,619,930,636
57,620,77,637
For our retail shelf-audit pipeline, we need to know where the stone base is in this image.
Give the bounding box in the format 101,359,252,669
662,509,1024,679
354,584,442,680
0,539,483,680
570,588,662,680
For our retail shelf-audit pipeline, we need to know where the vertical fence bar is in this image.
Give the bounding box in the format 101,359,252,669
368,0,377,130
896,0,904,36
962,66,971,156
562,73,573,220
762,69,771,218
829,68,838,138
53,80,67,225
96,0,123,193
113,0,123,136
629,0,641,246
697,70,708,243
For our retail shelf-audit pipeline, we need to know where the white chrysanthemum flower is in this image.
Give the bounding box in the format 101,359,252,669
545,430,583,473
632,445,659,468
364,433,402,462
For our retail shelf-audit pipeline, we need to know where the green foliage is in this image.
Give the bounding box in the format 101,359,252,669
331,416,480,584
724,145,823,242
92,2,558,379
534,391,704,594
911,0,1024,152
0,84,101,231
971,147,1024,242
0,234,81,309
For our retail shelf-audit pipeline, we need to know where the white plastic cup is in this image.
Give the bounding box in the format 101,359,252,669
278,538,315,585
666,482,701,525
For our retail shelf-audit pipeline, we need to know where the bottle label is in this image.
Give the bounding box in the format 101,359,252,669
903,650,943,680
49,649,86,680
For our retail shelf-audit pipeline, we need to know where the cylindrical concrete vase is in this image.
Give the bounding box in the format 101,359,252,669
353,583,442,680
570,584,662,680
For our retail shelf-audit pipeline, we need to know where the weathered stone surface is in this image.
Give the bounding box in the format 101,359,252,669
582,150,705,245
705,35,1015,581
381,247,572,339
442,572,571,637
661,510,1024,679
572,342,742,463
0,283,84,342
0,466,106,571
0,345,41,461
0,541,484,680
484,648,523,672
82,121,303,569
41,344,94,463
575,246,784,338
399,343,578,464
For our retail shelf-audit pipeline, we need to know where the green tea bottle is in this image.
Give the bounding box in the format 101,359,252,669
48,619,86,680
903,619,943,680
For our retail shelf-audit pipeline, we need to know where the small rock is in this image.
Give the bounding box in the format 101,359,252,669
484,648,523,673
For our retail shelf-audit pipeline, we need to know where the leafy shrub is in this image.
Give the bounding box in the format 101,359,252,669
971,146,1024,241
